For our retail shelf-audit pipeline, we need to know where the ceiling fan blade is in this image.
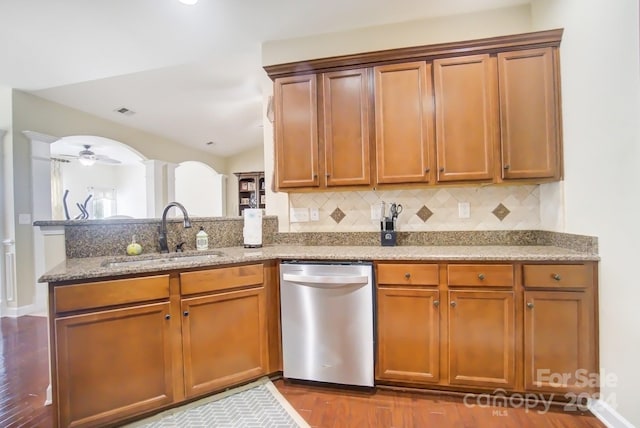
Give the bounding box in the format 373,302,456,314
95,156,121,164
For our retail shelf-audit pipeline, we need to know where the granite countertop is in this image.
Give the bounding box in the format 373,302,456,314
39,244,600,283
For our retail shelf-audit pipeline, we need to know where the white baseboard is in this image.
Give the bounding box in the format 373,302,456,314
45,384,52,406
589,399,636,428
2,303,46,318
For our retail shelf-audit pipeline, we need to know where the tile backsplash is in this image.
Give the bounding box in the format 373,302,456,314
289,185,540,232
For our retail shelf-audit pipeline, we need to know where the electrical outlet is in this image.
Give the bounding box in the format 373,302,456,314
458,202,470,219
310,208,320,221
371,205,381,220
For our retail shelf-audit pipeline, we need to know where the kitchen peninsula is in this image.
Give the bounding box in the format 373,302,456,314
37,217,599,428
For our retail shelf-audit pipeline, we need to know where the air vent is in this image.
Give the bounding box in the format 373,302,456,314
114,107,135,116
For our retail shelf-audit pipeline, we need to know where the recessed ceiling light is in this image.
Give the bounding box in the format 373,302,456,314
178,0,198,5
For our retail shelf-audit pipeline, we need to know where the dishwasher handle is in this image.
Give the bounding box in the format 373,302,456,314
282,273,369,286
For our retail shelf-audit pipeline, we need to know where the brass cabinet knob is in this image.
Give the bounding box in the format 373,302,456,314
325,173,331,177
478,273,486,280
450,301,457,308
434,300,440,307
439,167,445,172
425,168,430,173
527,302,534,309
552,273,561,281
164,314,171,320
183,311,190,317
404,272,411,279
504,164,510,170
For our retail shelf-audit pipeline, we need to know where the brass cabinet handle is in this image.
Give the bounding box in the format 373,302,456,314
527,302,534,309
478,273,485,280
425,168,430,173
434,300,440,307
439,167,445,172
164,314,171,320
504,164,510,170
552,273,561,281
450,301,456,308
404,272,411,279
325,173,330,178
183,311,190,317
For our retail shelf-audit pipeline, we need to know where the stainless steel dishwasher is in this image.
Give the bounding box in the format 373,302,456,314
279,261,374,387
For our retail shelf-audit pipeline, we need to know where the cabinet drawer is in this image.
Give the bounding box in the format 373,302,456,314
181,264,264,295
377,264,439,286
54,275,170,314
447,264,514,287
523,264,593,289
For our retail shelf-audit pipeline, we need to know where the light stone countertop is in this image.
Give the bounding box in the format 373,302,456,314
39,244,599,284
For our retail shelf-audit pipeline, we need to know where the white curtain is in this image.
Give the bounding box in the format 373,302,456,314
51,159,64,220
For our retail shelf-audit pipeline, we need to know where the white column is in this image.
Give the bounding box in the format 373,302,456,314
0,129,5,317
144,159,167,218
24,131,58,315
213,174,227,217
165,162,177,206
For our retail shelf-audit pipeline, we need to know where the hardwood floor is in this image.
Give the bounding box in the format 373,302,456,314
274,379,605,428
0,315,605,428
0,316,52,427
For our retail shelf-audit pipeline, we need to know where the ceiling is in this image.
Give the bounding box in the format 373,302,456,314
1,0,528,159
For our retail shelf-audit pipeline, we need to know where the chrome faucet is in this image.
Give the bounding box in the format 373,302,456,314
159,202,192,253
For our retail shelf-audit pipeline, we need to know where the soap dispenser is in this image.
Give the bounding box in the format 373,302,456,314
196,227,208,251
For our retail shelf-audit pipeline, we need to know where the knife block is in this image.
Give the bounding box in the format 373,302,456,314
381,231,397,246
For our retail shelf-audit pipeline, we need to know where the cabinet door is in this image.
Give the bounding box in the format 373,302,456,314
448,290,515,389
434,54,497,182
182,286,268,398
498,48,560,180
55,302,174,428
322,69,371,186
274,75,319,188
377,287,440,383
524,291,595,393
374,61,434,184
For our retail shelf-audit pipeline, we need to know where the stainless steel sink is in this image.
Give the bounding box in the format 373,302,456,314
102,252,224,269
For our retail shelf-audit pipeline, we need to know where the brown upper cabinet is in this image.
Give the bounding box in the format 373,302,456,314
374,62,434,184
497,47,561,180
266,29,564,191
274,70,372,190
321,69,372,187
274,74,319,188
433,54,497,183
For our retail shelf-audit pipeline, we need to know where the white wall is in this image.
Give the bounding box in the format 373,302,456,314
60,161,146,219
175,161,223,217
115,164,146,218
532,0,640,426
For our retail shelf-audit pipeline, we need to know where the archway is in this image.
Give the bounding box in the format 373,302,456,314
50,136,146,219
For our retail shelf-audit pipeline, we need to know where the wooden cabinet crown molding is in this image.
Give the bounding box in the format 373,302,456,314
264,29,563,79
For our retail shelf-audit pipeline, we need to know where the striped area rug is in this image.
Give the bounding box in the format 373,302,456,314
124,378,310,428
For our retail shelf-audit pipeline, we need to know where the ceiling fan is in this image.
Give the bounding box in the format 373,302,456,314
57,144,122,166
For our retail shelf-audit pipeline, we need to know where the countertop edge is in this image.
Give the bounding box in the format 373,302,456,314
39,245,600,284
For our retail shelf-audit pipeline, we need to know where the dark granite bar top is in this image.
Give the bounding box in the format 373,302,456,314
40,244,599,284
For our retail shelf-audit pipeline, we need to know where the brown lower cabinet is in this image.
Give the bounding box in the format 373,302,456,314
181,286,268,398
51,264,273,428
376,261,598,399
55,302,175,428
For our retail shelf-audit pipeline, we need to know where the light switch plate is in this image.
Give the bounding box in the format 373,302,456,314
290,208,310,222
